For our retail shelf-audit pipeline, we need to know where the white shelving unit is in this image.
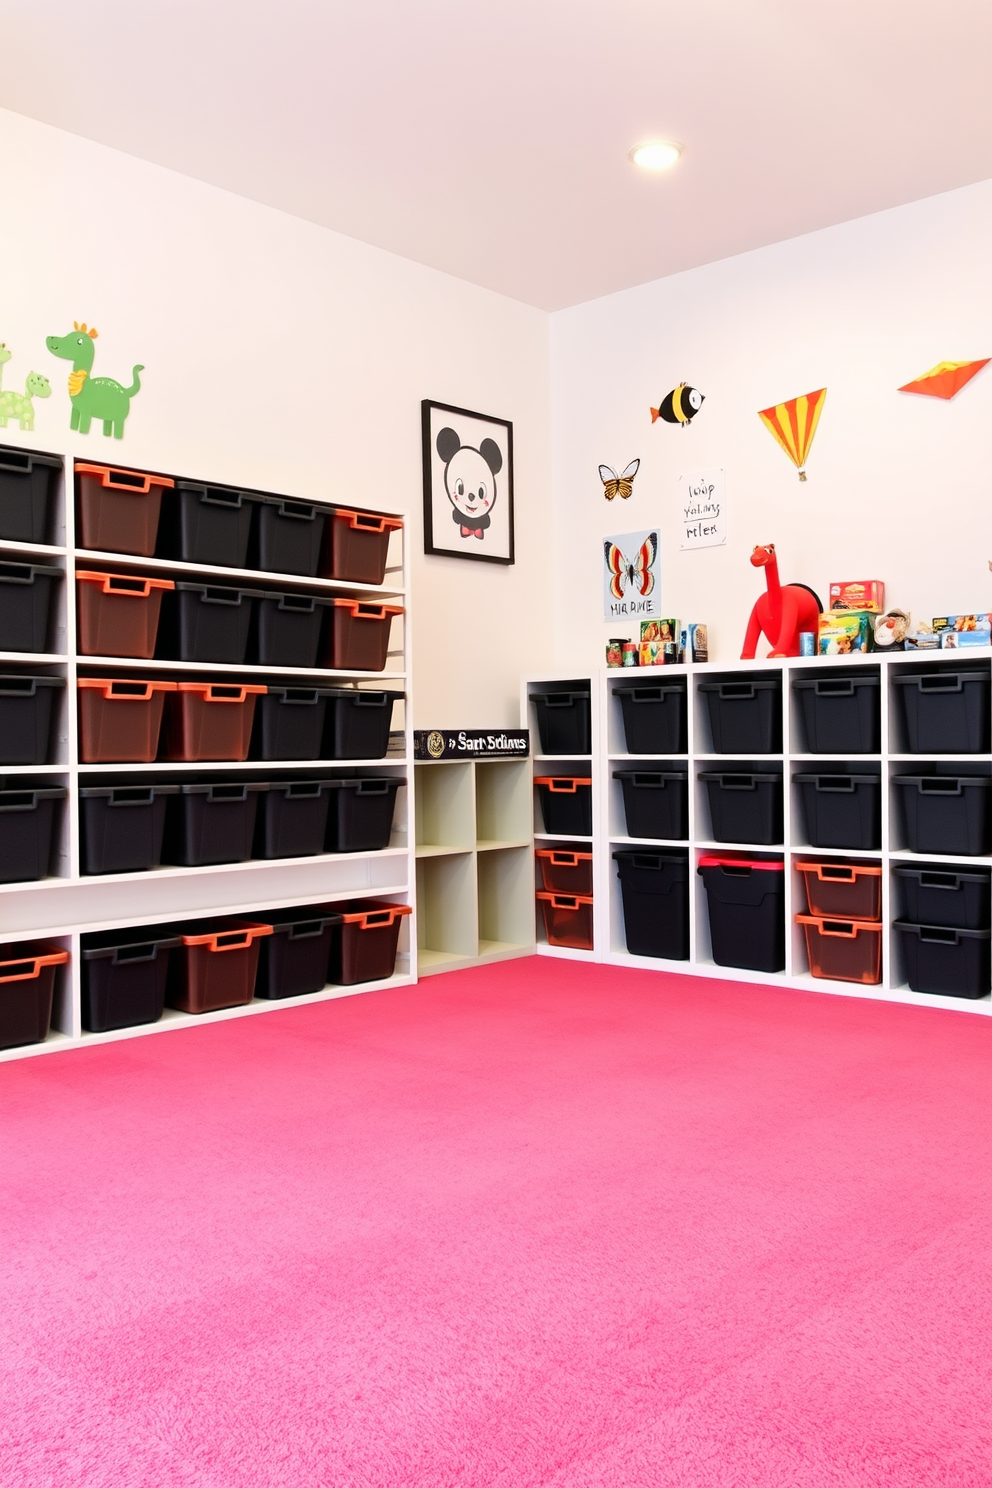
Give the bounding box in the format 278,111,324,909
1,441,416,1061
524,656,992,1015
414,756,534,974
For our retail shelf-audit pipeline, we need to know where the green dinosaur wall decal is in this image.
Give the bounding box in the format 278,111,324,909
46,321,144,439
0,343,11,393
0,371,52,432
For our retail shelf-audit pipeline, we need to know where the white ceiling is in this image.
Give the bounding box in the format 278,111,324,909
3,0,991,310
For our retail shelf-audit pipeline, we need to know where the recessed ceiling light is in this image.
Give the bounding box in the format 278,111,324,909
629,140,683,172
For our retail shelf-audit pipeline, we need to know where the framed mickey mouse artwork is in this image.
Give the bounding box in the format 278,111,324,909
421,400,515,565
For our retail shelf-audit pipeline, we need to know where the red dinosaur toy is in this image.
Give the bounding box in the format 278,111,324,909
741,544,822,659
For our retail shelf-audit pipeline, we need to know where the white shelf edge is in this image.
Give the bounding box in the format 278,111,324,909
73,655,406,680
72,548,405,597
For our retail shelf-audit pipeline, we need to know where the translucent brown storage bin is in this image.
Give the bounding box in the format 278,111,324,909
535,848,593,895
0,560,61,653
0,674,63,765
796,861,882,921
165,682,266,762
325,508,402,586
76,571,174,658
0,946,68,1049
536,891,594,950
166,920,273,1013
328,900,411,984
78,678,176,763
75,463,174,557
796,914,882,984
0,445,61,544
325,600,402,672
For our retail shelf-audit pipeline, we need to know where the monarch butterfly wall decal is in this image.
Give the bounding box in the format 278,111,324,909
598,458,640,500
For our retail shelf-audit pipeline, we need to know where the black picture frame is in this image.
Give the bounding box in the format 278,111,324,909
422,399,515,565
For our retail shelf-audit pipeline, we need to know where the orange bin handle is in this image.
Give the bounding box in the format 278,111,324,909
534,777,591,793
181,923,273,952
0,949,70,983
337,904,412,930
332,600,404,620
535,849,591,866
78,679,177,701
176,683,267,703
535,891,593,909
796,915,881,939
76,463,174,493
77,571,175,597
335,508,403,534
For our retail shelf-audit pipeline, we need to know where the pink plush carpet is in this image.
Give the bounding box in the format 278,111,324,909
2,958,990,1488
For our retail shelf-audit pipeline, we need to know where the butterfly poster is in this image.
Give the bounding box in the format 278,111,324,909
603,528,660,622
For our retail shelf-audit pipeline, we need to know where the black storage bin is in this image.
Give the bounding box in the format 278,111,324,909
531,691,591,755
0,674,63,764
613,850,689,959
893,669,990,754
322,687,402,760
893,774,992,856
169,582,258,663
700,770,783,845
253,686,333,760
0,786,65,882
794,671,880,754
255,910,339,999
794,772,881,850
535,776,592,836
698,856,785,973
82,931,181,1032
325,775,403,852
0,561,60,653
616,681,687,755
168,482,259,567
80,784,178,874
254,591,332,669
894,921,991,1000
0,446,61,543
164,782,267,866
699,677,781,753
254,779,334,858
893,865,991,929
614,769,688,840
254,496,327,576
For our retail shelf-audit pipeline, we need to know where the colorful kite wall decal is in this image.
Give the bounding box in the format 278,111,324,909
758,387,826,482
898,359,989,400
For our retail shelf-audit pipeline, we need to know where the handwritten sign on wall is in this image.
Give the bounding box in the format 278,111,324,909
679,467,726,550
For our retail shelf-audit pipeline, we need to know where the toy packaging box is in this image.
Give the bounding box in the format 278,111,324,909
818,611,872,654
830,580,885,613
873,609,910,650
940,629,992,649
681,622,708,663
932,613,992,634
640,618,680,646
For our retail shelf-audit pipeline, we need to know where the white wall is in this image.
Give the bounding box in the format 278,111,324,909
550,181,992,667
0,108,553,727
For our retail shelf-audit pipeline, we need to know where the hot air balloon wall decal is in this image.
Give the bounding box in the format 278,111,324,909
758,387,827,481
